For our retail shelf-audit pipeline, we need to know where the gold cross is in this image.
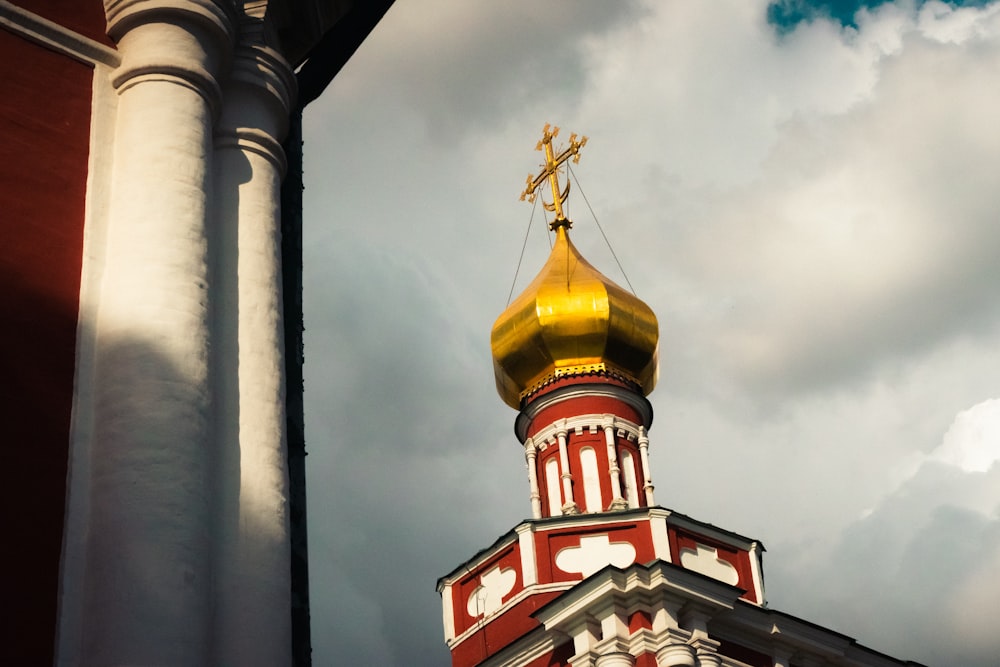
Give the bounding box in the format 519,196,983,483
520,124,588,229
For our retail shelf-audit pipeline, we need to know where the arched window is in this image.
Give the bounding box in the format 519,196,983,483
579,447,602,513
621,450,639,508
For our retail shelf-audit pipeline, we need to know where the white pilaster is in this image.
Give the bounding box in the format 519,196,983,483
603,416,628,510
557,423,579,514
649,508,672,562
525,438,543,519
79,2,235,664
440,582,456,642
638,426,655,506
749,540,766,605
516,523,538,586
211,29,296,666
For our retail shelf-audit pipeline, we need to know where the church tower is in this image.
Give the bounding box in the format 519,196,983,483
437,127,922,667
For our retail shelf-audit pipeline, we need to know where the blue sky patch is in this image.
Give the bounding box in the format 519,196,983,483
767,0,993,30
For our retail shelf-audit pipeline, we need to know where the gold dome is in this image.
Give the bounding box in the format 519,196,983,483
491,225,659,409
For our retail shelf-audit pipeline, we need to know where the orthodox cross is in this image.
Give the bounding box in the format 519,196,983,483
520,124,588,229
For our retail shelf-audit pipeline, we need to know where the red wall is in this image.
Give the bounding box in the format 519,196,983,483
0,27,92,663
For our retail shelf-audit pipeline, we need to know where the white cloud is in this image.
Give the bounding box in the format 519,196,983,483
932,398,1000,473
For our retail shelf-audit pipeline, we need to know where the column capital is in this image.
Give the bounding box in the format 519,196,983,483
211,21,297,177
105,0,237,41
561,501,580,515
105,0,239,112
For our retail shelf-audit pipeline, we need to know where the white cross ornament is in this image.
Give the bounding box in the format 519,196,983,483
555,534,637,578
466,565,517,617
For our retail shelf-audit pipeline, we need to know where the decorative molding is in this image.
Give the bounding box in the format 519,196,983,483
516,382,653,442
104,0,237,44
214,127,287,173
528,414,645,454
230,41,296,113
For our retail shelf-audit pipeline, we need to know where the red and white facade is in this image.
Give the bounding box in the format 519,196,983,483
439,372,774,667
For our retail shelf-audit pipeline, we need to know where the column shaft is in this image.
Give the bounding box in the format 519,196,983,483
81,15,229,664
557,427,578,513
603,420,627,510
211,41,295,666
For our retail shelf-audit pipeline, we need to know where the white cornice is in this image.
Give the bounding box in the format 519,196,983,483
534,561,740,633
667,513,759,554
0,1,119,66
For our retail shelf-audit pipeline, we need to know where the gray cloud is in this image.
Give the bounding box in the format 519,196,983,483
321,0,645,143
769,461,1000,666
300,2,1000,664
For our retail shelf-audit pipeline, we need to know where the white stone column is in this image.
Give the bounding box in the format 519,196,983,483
602,416,628,510
557,423,579,514
595,652,636,667
79,2,234,664
211,32,296,666
638,426,655,506
525,438,543,519
656,643,696,667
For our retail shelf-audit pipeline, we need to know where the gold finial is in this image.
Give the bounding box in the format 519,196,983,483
519,123,588,229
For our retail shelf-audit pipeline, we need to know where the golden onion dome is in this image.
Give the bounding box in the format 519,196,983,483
490,224,659,409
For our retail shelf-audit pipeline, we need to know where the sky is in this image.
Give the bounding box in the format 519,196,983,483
300,1,1000,665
